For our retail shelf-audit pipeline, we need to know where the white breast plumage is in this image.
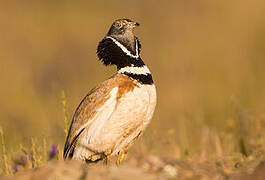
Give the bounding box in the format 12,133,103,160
72,81,156,160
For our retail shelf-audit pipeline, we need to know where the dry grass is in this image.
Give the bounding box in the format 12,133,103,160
0,0,265,178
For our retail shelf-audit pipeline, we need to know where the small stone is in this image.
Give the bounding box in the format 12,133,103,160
163,164,178,178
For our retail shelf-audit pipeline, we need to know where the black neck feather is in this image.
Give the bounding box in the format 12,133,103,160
123,72,154,85
97,37,143,69
96,37,154,85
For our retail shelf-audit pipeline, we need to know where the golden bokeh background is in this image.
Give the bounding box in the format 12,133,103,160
0,0,265,159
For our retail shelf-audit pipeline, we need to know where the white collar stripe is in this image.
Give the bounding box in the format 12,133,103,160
118,66,150,75
135,39,139,56
106,36,139,58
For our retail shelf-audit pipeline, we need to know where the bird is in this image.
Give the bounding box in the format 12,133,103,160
63,18,157,165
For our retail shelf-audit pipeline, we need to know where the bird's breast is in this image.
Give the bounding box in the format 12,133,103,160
103,83,156,142
85,83,156,153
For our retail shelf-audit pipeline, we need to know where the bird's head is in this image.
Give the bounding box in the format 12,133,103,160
107,19,140,36
97,18,143,68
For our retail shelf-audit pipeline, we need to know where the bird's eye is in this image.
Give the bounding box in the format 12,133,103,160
115,22,122,29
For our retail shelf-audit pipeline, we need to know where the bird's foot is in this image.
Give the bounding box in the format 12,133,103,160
103,154,111,165
116,151,126,166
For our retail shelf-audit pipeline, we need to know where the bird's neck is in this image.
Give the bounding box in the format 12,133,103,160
97,36,154,85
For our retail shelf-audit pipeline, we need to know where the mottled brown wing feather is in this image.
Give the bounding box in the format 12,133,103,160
63,82,112,158
63,74,137,159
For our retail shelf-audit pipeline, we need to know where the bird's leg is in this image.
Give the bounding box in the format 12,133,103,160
103,154,111,165
116,150,127,166
103,149,112,165
116,133,142,166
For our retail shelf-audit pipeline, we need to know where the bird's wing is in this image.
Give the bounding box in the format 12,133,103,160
63,74,138,159
63,79,119,159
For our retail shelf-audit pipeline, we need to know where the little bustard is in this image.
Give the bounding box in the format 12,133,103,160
63,19,157,165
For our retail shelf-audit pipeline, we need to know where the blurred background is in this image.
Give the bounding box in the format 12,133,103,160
0,0,265,161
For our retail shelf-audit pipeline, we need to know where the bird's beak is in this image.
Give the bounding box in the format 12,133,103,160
130,21,140,29
134,22,140,27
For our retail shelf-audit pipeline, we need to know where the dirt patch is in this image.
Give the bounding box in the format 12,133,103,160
1,156,265,180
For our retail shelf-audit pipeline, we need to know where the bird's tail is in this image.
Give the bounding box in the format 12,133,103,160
64,143,105,164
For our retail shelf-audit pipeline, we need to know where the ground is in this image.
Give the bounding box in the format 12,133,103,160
1,154,265,180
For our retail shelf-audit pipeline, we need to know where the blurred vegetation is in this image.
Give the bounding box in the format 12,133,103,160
0,0,265,175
